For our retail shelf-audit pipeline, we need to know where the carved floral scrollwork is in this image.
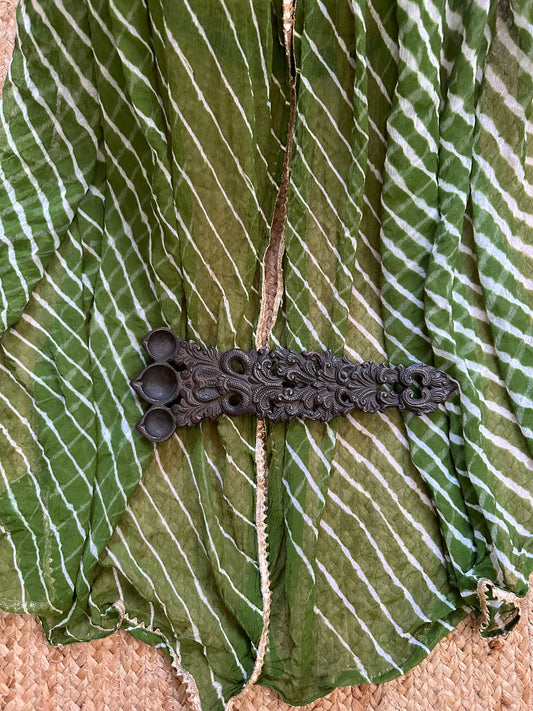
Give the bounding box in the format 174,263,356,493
130,328,458,442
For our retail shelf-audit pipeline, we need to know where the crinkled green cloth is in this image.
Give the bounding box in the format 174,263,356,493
1,0,533,709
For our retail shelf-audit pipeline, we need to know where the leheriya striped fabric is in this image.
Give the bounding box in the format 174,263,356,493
1,0,532,709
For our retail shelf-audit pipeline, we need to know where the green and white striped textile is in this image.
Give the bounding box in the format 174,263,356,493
1,0,533,709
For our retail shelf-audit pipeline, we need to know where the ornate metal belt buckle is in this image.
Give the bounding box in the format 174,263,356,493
130,328,457,442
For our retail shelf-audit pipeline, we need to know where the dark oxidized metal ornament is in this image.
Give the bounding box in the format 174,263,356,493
130,328,458,442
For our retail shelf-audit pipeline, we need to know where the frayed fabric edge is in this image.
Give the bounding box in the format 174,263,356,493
476,577,523,635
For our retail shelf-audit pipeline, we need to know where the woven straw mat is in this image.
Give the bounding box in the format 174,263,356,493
1,1,533,709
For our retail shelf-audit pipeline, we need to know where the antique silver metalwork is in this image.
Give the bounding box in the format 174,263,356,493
131,328,458,442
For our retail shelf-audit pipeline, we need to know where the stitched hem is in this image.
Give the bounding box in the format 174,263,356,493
228,2,298,708
114,600,203,711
